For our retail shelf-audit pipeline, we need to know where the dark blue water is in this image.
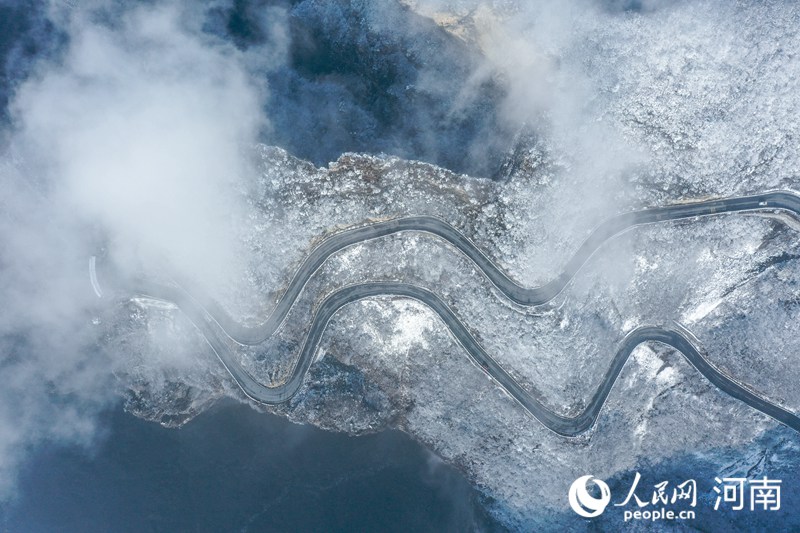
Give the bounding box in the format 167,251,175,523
0,401,502,532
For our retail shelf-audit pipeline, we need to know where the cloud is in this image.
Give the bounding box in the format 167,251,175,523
0,0,268,497
0,0,651,500
12,2,265,289
0,0,788,508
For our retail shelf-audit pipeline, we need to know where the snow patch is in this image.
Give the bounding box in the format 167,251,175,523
684,298,723,324
390,300,433,350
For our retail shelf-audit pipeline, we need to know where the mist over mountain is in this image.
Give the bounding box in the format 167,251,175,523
1,1,800,530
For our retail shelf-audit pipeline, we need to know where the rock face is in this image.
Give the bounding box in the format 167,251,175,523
103,1,800,530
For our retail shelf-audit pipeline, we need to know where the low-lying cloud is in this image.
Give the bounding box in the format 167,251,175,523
13,2,265,288
1,0,794,507
0,0,268,496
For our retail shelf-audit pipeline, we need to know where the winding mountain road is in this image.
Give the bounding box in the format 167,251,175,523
94,191,800,436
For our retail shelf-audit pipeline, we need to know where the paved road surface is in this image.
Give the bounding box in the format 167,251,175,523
93,191,800,436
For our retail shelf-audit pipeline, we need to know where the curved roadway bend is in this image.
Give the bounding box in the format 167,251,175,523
167,191,800,346
98,190,800,436
133,280,800,437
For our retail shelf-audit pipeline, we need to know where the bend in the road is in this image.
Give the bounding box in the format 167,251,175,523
94,190,800,436
127,191,800,346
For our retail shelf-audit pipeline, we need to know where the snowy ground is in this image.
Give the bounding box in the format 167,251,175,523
104,1,800,529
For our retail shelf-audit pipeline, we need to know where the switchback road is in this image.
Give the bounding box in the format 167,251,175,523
93,191,800,436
